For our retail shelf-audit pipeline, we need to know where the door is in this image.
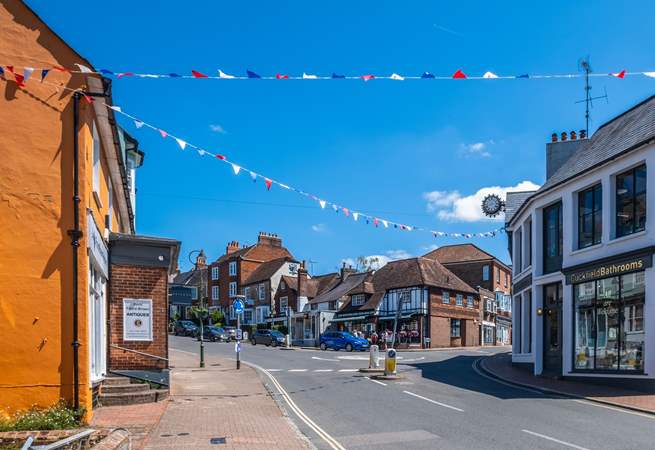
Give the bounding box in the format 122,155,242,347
88,264,107,383
543,283,563,375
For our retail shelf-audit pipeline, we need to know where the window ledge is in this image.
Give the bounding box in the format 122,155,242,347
570,243,603,256
514,267,532,279
608,230,647,246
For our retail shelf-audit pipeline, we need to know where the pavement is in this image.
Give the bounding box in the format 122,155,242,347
480,351,655,414
170,335,655,450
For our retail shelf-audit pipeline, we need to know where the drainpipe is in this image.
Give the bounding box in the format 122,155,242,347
69,92,82,414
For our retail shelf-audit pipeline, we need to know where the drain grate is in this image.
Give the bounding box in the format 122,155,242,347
210,437,227,445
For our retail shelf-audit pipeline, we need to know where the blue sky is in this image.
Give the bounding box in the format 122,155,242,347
30,1,655,273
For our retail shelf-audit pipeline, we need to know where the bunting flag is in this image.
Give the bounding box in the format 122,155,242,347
218,70,235,79
319,200,326,209
302,73,318,79
361,75,375,81
117,72,134,78
40,68,50,82
175,138,187,150
452,69,467,79
390,73,404,80
276,74,289,79
23,67,34,83
264,178,273,190
332,73,345,79
159,129,168,138
231,163,241,175
483,71,498,79
353,212,359,221
421,72,435,79
611,70,626,78
134,120,144,128
517,74,529,79
0,66,4,77
644,72,655,78
247,70,261,79
75,64,93,73
249,171,257,182
192,70,208,78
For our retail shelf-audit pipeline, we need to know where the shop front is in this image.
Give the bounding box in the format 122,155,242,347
496,316,512,345
565,251,651,376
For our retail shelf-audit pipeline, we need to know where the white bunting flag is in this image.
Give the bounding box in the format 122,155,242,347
483,72,499,79
332,204,338,212
23,67,34,83
353,212,359,221
406,226,413,231
644,72,655,78
381,220,389,228
303,73,318,79
231,164,241,175
175,138,187,150
108,105,122,112
218,70,235,79
134,120,144,128
75,64,94,73
279,183,290,190
390,73,404,80
319,200,326,209
250,171,257,181
197,149,206,156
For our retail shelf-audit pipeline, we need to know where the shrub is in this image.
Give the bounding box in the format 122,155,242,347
0,401,80,432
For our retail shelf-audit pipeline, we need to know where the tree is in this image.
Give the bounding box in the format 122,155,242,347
210,309,224,326
356,255,380,272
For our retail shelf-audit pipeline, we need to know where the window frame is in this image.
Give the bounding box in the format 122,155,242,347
229,281,237,298
229,261,237,276
543,201,563,274
211,286,218,300
211,266,219,280
456,294,463,306
258,283,265,300
466,295,474,308
482,265,490,281
351,294,365,307
615,164,647,238
442,291,450,304
577,183,603,249
450,319,461,338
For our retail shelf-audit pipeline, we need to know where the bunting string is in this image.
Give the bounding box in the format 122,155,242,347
5,66,510,239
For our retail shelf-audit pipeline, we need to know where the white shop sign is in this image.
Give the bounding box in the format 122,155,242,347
123,298,153,341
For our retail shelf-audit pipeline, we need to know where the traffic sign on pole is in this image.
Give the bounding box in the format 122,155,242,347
233,298,244,314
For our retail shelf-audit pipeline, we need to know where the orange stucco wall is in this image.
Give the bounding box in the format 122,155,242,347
0,1,125,421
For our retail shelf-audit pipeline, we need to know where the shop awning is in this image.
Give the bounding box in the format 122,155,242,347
330,315,370,322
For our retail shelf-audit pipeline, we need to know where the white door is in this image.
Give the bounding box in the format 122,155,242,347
88,263,107,383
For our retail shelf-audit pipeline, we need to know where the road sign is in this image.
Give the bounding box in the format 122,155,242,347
236,329,243,340
235,341,241,353
232,298,244,314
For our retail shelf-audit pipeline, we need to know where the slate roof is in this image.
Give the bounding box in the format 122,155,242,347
504,191,537,224
172,267,206,287
280,273,340,298
243,257,297,285
213,245,254,264
508,95,655,226
309,272,373,305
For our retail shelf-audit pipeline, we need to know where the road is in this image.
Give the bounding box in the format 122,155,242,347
170,336,655,450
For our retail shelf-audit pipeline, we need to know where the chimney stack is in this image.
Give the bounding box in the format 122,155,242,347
297,260,308,297
570,130,577,140
258,231,282,247
226,240,240,255
546,131,586,180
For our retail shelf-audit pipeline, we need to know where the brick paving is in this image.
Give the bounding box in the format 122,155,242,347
91,399,167,449
482,352,655,414
141,349,311,450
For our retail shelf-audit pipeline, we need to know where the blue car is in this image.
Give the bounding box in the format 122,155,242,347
320,331,370,352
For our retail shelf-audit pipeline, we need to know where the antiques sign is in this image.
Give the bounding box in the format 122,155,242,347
123,298,153,341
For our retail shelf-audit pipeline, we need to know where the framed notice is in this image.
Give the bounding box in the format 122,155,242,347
123,298,153,341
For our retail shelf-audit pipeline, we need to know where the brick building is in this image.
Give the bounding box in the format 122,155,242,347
423,243,512,345
275,270,340,316
169,250,208,320
208,232,293,323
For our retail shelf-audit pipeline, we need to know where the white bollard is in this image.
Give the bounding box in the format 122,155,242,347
369,345,380,369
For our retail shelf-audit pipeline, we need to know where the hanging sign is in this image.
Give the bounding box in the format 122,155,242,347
123,298,153,341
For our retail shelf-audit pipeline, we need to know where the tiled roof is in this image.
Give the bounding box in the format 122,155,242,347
508,95,655,225
424,244,493,264
172,267,206,286
281,272,340,298
372,257,477,294
213,245,254,264
505,191,536,224
243,257,297,285
309,272,372,305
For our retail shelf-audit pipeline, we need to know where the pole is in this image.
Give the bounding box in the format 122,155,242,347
236,312,241,370
391,291,405,349
70,92,81,415
199,292,205,368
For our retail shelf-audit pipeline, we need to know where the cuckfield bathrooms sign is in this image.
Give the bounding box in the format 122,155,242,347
123,298,153,341
566,254,652,284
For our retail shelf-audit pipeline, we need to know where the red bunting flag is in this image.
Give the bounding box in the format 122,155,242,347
6,65,14,74
343,208,350,217
215,154,226,160
611,70,626,78
276,74,289,79
159,129,168,138
192,70,208,78
373,218,379,227
361,75,375,81
53,66,70,73
264,178,273,190
117,72,134,78
452,69,467,79
13,73,25,87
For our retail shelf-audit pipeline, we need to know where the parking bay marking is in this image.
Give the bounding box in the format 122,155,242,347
522,430,589,450
288,369,308,372
403,391,464,412
366,377,387,386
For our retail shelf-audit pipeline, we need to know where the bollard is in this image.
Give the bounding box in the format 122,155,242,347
369,345,380,369
384,348,397,376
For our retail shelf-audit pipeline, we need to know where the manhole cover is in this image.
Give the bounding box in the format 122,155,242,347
210,437,227,445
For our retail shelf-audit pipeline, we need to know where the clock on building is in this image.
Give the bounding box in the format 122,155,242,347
481,194,505,218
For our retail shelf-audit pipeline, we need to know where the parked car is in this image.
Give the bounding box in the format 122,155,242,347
173,320,198,337
320,331,369,352
223,326,237,341
250,329,286,347
196,326,229,342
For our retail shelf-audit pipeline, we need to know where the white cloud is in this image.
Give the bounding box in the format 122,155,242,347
423,180,540,223
311,223,328,233
386,249,412,260
340,250,412,271
460,141,492,158
209,124,226,134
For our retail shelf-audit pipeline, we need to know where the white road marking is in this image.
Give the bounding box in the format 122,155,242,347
403,391,464,412
312,356,340,362
314,369,333,372
366,377,387,386
572,399,655,420
338,369,358,372
243,361,346,450
288,369,308,372
267,369,282,372
522,430,589,450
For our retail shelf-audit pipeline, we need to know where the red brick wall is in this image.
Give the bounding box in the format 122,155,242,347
109,265,168,371
462,319,480,346
429,316,451,348
428,288,480,348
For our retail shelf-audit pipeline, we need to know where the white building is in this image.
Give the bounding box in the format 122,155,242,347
506,96,654,380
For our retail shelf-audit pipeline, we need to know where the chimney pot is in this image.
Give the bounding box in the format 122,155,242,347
561,131,568,141
570,130,577,140
580,129,587,139
551,132,558,142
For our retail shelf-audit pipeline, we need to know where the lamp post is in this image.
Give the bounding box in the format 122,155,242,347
188,250,205,368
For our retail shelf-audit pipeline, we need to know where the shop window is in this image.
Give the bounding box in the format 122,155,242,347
212,266,219,280
229,261,237,276
329,301,337,310
616,164,646,238
578,184,602,249
442,291,450,304
543,202,563,274
574,272,645,372
190,287,198,300
451,319,461,338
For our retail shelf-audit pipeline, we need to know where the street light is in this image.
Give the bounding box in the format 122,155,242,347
188,250,205,368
